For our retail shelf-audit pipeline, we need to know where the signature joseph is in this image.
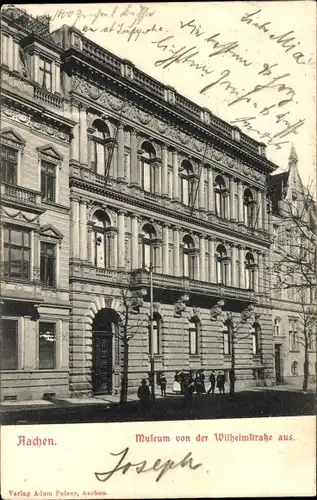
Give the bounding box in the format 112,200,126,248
95,447,203,483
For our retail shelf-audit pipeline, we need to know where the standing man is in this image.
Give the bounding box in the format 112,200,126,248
216,371,224,394
159,372,167,397
207,370,216,394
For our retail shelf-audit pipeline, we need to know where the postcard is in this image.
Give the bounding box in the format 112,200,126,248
0,1,316,499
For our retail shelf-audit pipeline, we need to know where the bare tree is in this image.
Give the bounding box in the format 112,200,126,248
270,177,316,297
268,171,316,391
115,287,146,404
296,292,317,392
226,306,257,395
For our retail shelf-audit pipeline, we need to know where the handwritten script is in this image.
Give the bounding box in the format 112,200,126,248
94,447,203,483
151,12,310,151
50,3,314,161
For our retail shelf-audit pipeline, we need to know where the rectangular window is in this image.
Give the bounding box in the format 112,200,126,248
41,160,56,202
189,326,198,355
1,145,18,185
4,227,30,279
39,322,56,369
1,319,18,370
39,57,53,91
182,177,189,206
143,243,151,269
40,242,56,287
142,159,155,193
94,232,108,268
289,320,298,351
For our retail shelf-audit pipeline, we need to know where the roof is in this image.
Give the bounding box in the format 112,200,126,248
268,171,289,214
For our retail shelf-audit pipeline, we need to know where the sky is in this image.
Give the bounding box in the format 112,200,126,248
17,2,316,188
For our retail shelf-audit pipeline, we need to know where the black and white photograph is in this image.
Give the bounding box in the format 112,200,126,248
1,2,316,498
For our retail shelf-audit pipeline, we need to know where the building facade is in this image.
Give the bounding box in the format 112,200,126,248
2,6,302,401
269,148,316,386
1,8,74,400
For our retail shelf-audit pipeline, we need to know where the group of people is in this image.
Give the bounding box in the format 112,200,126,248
173,370,227,396
207,371,226,395
137,369,229,409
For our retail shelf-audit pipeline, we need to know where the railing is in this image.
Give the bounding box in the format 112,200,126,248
34,87,64,109
143,191,160,203
1,183,40,204
82,39,121,73
209,115,233,139
130,270,256,302
71,31,266,156
133,69,165,98
175,94,201,119
240,132,259,155
71,264,255,302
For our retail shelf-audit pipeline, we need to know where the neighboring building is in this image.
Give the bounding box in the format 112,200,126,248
1,7,74,400
269,147,316,386
2,6,302,401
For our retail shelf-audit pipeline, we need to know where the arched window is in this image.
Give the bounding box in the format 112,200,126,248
90,120,111,175
243,188,256,228
188,317,200,355
140,142,156,193
216,244,228,285
214,176,227,218
291,361,298,376
274,317,281,336
92,211,111,269
245,252,256,290
182,235,195,279
180,160,194,206
223,321,232,355
142,223,157,269
251,324,260,355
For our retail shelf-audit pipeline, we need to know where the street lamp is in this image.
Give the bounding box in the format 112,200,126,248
149,256,155,404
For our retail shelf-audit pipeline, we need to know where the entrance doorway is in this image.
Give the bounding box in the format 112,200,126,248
274,344,282,384
91,308,119,395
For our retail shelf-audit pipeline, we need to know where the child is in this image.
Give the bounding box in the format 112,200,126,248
159,372,167,397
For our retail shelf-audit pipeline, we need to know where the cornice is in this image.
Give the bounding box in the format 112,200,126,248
1,89,75,130
64,55,277,175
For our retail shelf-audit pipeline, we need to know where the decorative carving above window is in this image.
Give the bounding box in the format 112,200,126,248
37,144,63,164
39,224,63,244
0,128,26,150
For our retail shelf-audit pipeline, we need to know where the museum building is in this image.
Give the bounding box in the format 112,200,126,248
1,7,281,400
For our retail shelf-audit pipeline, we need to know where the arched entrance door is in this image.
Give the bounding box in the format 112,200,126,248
91,308,119,395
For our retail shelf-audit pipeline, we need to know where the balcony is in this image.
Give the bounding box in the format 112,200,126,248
70,264,256,303
34,87,64,109
130,270,256,303
1,183,44,214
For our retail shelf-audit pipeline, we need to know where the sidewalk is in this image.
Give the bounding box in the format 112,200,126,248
1,392,172,415
1,383,315,414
